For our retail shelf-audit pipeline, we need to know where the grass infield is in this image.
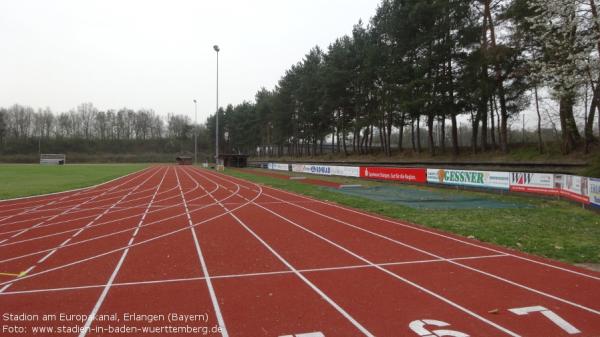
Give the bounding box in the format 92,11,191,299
0,164,149,200
224,168,600,265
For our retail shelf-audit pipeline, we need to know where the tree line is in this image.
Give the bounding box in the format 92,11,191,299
3,0,600,160
211,0,600,157
0,103,210,160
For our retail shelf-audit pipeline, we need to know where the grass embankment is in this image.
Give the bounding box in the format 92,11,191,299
224,169,600,265
0,164,149,200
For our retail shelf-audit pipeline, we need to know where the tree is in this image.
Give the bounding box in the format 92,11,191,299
0,108,7,145
528,0,592,153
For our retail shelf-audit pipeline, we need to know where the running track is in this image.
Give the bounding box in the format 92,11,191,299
0,166,598,337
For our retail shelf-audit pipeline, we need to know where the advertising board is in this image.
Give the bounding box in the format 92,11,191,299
290,164,359,177
270,163,289,171
509,172,558,196
560,175,590,204
589,178,600,207
330,166,360,177
360,167,426,183
291,164,305,173
427,168,510,189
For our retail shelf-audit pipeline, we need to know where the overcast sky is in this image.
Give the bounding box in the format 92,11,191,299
0,0,381,123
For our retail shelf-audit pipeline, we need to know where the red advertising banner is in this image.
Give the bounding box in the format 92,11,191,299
509,172,559,196
360,167,426,183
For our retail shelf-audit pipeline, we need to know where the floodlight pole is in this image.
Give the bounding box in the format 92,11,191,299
193,99,198,165
214,45,220,166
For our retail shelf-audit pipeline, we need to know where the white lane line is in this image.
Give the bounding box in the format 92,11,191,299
0,167,157,245
0,168,157,210
0,284,11,293
263,181,600,281
0,183,176,234
256,190,600,316
0,201,68,229
197,169,523,337
175,166,229,337
0,167,154,228
206,170,600,311
37,249,56,264
0,170,179,234
0,173,207,249
0,167,163,294
0,185,159,218
79,167,169,337
0,254,508,296
182,167,375,337
0,183,222,265
0,166,152,206
0,175,252,290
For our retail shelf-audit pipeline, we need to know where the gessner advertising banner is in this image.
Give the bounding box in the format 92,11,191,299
427,168,510,189
509,172,558,196
360,167,427,183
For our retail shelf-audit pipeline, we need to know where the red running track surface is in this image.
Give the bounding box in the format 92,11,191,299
0,165,598,337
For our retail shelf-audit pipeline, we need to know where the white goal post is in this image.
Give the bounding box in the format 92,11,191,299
40,154,66,165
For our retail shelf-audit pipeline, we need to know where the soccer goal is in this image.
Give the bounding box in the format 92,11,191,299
40,154,66,165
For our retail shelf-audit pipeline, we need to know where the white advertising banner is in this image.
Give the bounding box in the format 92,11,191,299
589,178,600,207
330,166,360,177
291,164,305,173
509,172,558,195
302,164,333,175
270,163,289,171
290,164,359,177
560,175,590,204
427,168,510,190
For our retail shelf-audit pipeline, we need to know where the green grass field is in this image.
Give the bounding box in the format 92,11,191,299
0,164,149,200
224,169,600,265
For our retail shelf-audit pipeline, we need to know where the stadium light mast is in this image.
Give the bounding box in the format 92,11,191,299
193,99,198,165
213,44,220,166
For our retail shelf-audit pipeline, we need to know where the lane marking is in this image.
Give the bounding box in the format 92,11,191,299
0,183,175,234
79,167,169,337
508,306,581,335
0,167,155,229
0,177,211,252
0,171,183,236
0,181,217,264
20,266,35,277
0,185,160,219
175,166,229,337
409,319,469,337
0,254,508,296
0,166,152,205
259,190,600,316
0,167,164,294
206,169,600,315
260,180,600,281
0,167,159,246
198,169,521,337
0,176,269,291
280,333,325,337
182,167,375,337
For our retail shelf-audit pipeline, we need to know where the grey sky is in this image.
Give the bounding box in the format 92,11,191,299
0,0,381,123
